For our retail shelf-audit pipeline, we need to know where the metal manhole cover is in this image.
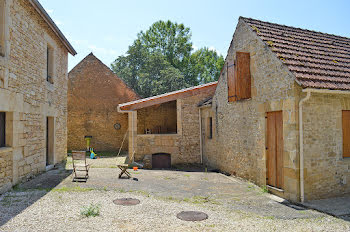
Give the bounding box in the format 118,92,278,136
176,211,208,221
113,198,140,206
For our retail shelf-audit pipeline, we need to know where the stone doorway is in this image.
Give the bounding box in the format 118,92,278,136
46,117,54,166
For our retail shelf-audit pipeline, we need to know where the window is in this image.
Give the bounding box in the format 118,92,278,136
47,45,54,83
0,0,5,57
0,112,5,147
228,52,251,102
208,117,213,139
342,110,350,158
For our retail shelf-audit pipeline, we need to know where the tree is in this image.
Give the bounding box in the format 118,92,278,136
186,47,225,84
137,52,186,97
111,20,224,98
139,20,192,71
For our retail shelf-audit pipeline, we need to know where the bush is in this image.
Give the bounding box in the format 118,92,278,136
80,203,101,217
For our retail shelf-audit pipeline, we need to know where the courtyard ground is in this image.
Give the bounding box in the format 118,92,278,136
0,157,349,231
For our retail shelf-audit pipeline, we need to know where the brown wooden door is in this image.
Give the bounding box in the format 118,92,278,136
152,153,171,169
266,111,283,189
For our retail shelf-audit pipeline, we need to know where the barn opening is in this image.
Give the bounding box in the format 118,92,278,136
137,100,177,134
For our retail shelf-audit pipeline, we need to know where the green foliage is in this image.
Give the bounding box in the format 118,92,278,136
185,47,224,84
80,203,101,217
111,20,224,98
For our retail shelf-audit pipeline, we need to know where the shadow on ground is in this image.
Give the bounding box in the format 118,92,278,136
0,163,72,226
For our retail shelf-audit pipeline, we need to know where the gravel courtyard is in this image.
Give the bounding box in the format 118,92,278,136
0,157,349,232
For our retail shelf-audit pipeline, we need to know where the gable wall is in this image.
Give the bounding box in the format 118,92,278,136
68,54,139,152
207,19,300,201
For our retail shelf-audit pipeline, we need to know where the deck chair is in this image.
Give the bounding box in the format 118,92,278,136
116,151,135,179
72,151,90,181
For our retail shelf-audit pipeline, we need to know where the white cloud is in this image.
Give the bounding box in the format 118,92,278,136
192,44,198,51
54,20,63,26
208,46,222,56
47,9,53,14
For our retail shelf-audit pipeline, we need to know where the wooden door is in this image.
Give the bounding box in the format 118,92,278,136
152,153,171,169
266,111,283,189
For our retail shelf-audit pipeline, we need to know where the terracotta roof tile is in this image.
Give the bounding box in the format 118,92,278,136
241,17,350,90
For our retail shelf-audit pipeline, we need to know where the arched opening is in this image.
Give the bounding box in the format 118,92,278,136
152,153,171,169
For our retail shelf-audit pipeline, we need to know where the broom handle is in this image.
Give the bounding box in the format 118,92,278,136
117,130,128,157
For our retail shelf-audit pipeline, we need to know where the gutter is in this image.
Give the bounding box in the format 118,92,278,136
299,90,311,203
299,88,350,202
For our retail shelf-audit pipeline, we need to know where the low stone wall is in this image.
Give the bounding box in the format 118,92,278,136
135,134,180,164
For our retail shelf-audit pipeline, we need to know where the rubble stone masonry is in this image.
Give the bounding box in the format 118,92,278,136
68,54,139,152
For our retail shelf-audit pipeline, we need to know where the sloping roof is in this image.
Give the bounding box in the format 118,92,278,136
68,53,140,109
29,0,77,55
118,82,217,111
198,97,213,107
241,17,350,90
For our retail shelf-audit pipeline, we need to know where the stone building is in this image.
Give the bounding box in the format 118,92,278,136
118,82,217,168
0,0,76,193
68,53,139,152
200,17,350,201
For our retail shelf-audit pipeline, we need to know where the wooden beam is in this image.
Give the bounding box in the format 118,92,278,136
119,82,217,111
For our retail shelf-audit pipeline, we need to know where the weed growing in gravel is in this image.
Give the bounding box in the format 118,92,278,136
260,185,268,193
135,190,150,197
117,188,127,193
80,203,101,217
52,186,94,193
1,195,22,206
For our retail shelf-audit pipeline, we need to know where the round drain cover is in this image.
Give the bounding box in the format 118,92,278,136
176,211,208,221
113,198,140,206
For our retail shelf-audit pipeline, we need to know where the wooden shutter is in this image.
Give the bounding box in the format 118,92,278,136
236,52,251,100
342,111,350,158
0,112,5,147
227,61,236,102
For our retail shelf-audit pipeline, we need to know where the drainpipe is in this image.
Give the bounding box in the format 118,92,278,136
199,108,203,164
299,90,311,203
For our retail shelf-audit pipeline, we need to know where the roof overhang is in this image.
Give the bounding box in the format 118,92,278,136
118,82,217,112
29,0,77,55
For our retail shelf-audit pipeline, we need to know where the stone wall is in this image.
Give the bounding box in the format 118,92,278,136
208,18,300,201
0,0,69,193
137,101,177,134
132,92,213,166
68,53,139,152
302,92,350,200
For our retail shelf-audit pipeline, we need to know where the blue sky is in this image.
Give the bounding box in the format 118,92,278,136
39,0,350,71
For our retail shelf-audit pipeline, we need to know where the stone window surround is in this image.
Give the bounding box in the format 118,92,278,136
44,35,57,87
0,111,13,152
